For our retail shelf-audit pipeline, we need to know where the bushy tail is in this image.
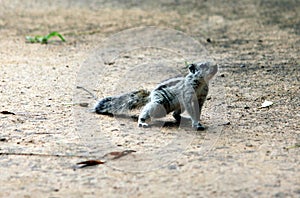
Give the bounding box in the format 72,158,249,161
94,89,150,115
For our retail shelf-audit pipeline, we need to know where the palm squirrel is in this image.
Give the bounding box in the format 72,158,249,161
94,62,218,130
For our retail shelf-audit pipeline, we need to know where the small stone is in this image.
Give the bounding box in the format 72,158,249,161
168,164,178,170
79,103,89,107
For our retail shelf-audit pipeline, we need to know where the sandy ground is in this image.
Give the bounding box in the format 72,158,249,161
0,0,299,197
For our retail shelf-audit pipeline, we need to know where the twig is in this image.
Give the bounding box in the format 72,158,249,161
76,86,98,100
0,152,90,158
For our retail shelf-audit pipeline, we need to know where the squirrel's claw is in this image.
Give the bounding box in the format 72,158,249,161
138,122,149,128
193,123,205,131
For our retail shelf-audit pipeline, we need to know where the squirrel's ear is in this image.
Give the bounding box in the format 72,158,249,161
188,64,196,73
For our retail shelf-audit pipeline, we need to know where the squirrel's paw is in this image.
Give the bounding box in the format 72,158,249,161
193,122,205,131
138,122,149,128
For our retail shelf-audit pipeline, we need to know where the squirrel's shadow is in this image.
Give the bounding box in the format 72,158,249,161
113,114,191,129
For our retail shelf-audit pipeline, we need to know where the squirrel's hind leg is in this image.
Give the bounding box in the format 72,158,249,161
172,108,183,123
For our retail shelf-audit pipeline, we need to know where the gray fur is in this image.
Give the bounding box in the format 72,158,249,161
94,89,150,115
94,62,218,130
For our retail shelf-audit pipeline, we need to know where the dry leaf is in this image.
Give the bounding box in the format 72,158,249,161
103,150,136,160
0,111,15,115
76,160,105,168
75,150,136,169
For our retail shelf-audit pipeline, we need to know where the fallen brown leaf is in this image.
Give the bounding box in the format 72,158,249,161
76,160,105,168
103,150,136,160
0,111,15,115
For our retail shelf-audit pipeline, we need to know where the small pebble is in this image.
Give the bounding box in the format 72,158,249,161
79,103,89,107
168,164,178,170
0,138,7,142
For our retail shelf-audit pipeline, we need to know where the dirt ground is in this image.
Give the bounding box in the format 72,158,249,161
0,0,299,197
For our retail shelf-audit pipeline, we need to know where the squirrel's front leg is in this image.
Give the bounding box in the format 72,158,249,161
138,101,167,128
138,103,152,128
183,98,205,131
193,100,205,131
195,89,208,130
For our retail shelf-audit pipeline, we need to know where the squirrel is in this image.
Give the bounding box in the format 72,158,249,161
94,62,218,130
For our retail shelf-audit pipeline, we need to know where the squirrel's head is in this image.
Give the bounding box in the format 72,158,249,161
188,62,218,82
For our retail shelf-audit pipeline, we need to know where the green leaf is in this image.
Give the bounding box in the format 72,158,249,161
35,36,46,43
46,31,66,42
25,36,36,43
25,31,66,44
